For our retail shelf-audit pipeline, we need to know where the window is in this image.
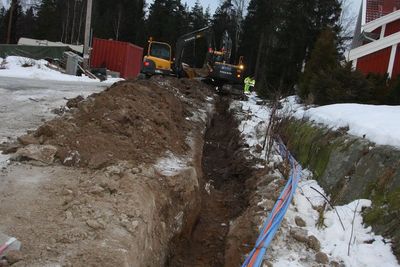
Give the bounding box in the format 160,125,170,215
150,43,171,61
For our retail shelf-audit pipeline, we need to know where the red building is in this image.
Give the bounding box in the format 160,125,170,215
349,0,400,78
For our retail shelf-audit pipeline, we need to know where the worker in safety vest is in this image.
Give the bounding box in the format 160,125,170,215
244,76,256,94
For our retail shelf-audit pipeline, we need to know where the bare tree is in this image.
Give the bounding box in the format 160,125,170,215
113,5,122,41
232,0,249,60
339,0,359,52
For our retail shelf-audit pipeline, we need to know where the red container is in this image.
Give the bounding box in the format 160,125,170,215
91,38,143,79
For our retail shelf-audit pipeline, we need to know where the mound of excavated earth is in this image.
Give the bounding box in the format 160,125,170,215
0,77,214,267
14,78,209,169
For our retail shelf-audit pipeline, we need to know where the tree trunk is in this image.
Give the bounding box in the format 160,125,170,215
76,0,85,44
70,0,77,44
254,32,265,81
6,0,17,44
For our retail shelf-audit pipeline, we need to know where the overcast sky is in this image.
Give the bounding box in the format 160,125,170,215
182,0,220,13
182,0,363,16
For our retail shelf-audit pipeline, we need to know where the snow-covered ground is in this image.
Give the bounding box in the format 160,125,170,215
0,77,109,144
234,93,399,267
0,56,122,84
0,75,111,169
282,96,400,149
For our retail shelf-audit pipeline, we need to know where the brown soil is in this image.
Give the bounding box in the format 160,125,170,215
17,77,210,169
167,97,255,267
0,77,214,267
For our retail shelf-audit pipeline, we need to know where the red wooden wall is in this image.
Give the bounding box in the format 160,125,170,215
357,47,391,75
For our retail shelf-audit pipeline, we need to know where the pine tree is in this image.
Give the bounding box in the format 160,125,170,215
146,0,190,46
17,7,37,39
0,7,7,42
299,28,340,104
35,0,64,41
240,0,341,97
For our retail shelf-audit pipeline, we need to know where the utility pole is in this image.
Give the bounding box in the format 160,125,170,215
6,0,17,44
83,0,93,69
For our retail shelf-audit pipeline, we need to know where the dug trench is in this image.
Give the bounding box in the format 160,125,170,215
167,97,255,267
0,78,263,266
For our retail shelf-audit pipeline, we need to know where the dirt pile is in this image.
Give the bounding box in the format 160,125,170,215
0,77,214,267
15,78,210,169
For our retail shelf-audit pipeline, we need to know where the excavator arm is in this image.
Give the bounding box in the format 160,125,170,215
173,26,213,77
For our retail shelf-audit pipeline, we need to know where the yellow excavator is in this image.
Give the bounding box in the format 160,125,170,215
142,26,212,78
141,26,246,90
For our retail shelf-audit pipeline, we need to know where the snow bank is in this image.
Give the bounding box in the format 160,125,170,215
283,96,400,149
283,179,399,267
232,94,399,266
0,56,122,84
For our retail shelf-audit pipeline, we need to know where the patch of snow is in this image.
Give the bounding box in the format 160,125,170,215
0,56,122,84
0,79,107,143
231,92,271,159
155,152,187,176
282,96,400,149
279,178,400,267
0,153,10,169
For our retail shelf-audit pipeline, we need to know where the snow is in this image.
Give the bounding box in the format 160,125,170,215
0,56,122,84
232,94,399,267
0,77,108,144
0,153,10,169
231,93,271,158
282,96,400,149
281,178,399,267
155,151,188,176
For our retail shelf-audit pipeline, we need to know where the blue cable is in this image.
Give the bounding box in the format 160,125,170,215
242,141,302,267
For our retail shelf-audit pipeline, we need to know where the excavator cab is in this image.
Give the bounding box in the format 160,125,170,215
142,27,213,78
142,38,173,75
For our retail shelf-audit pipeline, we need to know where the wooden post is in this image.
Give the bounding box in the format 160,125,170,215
83,0,93,70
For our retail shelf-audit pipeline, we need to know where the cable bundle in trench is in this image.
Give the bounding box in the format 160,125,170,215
242,141,303,267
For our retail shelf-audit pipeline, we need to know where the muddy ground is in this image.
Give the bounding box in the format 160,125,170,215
0,77,215,266
0,77,287,267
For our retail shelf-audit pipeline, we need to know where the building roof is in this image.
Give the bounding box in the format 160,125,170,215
364,0,400,24
17,37,83,54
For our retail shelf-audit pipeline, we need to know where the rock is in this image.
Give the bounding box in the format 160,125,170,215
290,227,308,243
2,144,20,154
315,252,329,264
307,235,321,252
61,188,73,196
88,153,110,169
4,250,23,264
86,219,105,230
0,259,9,267
66,95,84,109
17,135,39,146
255,144,263,153
89,185,105,195
105,165,124,177
131,167,141,174
295,216,306,227
100,180,119,194
13,145,57,164
330,260,345,267
62,150,81,166
264,261,273,267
